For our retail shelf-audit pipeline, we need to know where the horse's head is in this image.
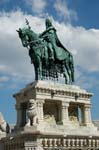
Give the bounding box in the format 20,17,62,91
17,27,30,47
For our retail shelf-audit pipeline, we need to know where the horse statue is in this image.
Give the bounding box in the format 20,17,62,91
17,19,74,84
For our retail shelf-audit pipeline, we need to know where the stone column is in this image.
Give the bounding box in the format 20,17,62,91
0,143,3,150
37,100,45,123
61,101,69,125
15,104,22,127
21,107,26,126
81,104,92,126
80,106,84,125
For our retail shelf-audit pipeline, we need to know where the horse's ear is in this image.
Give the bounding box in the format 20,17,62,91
16,28,22,32
16,30,19,33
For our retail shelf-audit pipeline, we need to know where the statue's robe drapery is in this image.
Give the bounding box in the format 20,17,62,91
40,26,72,61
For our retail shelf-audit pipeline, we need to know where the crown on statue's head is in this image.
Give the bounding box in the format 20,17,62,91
45,17,53,28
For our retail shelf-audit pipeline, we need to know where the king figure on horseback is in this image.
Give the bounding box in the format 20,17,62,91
17,18,74,84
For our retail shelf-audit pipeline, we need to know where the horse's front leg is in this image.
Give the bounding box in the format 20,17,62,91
33,63,38,81
63,71,68,84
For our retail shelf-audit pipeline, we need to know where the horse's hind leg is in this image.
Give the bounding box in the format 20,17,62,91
38,57,43,80
65,62,72,84
64,73,68,84
33,63,38,81
62,64,68,84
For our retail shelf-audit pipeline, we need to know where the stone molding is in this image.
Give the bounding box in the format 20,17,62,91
13,81,93,100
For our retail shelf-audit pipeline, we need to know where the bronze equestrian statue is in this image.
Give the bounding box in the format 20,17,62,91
17,18,74,84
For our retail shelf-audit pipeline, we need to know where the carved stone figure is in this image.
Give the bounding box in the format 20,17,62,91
26,99,38,126
17,18,74,84
69,106,78,122
69,116,78,122
44,115,56,124
0,112,9,133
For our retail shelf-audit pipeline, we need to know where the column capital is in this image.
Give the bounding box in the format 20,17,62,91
62,101,69,107
80,104,91,109
84,104,91,109
36,100,45,107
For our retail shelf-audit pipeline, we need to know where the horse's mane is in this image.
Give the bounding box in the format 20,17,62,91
22,27,36,35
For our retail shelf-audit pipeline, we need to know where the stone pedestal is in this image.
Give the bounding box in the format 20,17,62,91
1,80,99,150
13,81,94,129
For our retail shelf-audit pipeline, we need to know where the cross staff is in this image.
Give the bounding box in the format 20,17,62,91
25,18,30,29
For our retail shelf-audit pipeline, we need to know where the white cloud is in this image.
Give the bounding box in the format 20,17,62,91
54,0,77,22
0,76,9,82
74,67,99,90
0,10,99,89
54,22,99,73
0,65,11,72
0,11,35,83
25,0,47,14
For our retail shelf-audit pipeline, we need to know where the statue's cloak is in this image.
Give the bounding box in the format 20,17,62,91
53,29,71,61
42,26,71,61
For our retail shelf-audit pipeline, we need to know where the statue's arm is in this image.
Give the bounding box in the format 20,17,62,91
39,27,55,38
39,31,46,37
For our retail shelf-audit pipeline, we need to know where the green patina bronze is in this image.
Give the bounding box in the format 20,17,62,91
17,18,74,84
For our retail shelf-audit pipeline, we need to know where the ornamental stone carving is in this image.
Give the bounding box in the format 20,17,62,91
26,99,38,126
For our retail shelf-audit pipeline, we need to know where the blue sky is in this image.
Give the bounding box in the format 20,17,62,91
0,0,99,123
